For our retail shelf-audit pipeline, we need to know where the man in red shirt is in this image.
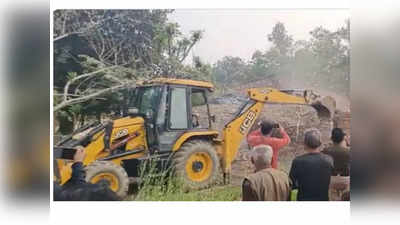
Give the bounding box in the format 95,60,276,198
247,120,291,169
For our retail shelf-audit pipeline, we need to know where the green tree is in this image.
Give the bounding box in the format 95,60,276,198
54,10,205,111
54,9,208,131
248,50,270,78
267,22,293,56
212,56,247,93
151,22,203,76
179,56,212,81
307,20,350,93
263,22,294,77
212,20,350,95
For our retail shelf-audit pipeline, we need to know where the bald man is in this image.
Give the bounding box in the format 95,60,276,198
242,145,291,201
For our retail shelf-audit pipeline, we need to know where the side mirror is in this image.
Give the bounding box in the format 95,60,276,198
127,107,139,116
210,115,216,123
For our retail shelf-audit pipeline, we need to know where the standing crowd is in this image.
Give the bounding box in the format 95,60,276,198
243,120,350,201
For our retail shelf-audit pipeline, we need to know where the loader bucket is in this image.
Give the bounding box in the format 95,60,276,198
311,96,336,120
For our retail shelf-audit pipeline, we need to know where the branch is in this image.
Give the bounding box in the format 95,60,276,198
54,83,134,112
179,41,196,63
53,15,119,42
74,75,96,95
63,65,120,102
105,74,125,84
54,93,83,97
53,31,84,42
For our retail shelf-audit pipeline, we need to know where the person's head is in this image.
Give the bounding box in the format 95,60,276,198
260,120,274,136
304,128,322,151
331,128,346,144
250,145,273,171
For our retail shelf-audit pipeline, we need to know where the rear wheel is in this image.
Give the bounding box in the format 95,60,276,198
173,140,220,190
85,161,129,198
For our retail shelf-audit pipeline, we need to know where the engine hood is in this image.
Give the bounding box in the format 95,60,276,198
112,116,145,128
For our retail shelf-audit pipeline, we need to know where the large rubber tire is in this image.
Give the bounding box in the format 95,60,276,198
173,140,220,190
85,161,129,198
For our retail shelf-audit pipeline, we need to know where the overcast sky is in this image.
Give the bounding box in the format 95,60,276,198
168,9,349,64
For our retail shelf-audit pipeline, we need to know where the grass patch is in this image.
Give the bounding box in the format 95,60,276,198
131,185,241,201
126,158,242,201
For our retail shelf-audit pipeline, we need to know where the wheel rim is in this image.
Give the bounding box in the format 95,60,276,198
90,172,119,192
185,152,213,182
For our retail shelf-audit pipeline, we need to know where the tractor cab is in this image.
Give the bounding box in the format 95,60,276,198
126,78,216,153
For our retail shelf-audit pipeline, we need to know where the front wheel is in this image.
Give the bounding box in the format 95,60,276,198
173,140,220,190
85,161,129,198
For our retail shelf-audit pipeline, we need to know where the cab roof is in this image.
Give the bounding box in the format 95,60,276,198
139,78,214,90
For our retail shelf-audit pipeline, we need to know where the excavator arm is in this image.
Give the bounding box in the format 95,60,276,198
220,88,335,181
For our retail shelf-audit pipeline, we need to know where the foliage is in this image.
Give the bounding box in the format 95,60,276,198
267,22,294,56
211,20,350,95
212,56,248,93
150,22,204,76
211,22,295,91
178,56,213,81
54,10,210,131
53,55,136,126
54,10,168,65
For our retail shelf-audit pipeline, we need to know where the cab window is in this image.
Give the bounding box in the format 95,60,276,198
191,89,209,129
135,86,162,120
169,87,188,129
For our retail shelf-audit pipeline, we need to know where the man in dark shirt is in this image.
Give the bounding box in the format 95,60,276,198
289,128,333,201
322,128,350,200
322,128,350,176
54,147,120,201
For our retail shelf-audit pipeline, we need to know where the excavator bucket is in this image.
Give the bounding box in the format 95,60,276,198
311,96,336,120
279,89,336,120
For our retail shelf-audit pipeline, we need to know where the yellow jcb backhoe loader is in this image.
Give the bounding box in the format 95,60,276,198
54,78,335,198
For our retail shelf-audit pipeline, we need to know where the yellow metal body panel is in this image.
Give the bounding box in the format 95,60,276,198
172,131,219,151
57,159,73,185
110,117,147,151
221,101,264,173
247,88,308,104
112,116,144,128
57,116,148,185
140,78,214,90
82,118,147,165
